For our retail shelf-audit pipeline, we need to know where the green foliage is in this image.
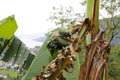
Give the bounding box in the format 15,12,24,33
0,15,18,39
101,0,120,16
108,46,120,80
100,0,120,42
100,16,120,42
48,6,82,27
0,69,19,78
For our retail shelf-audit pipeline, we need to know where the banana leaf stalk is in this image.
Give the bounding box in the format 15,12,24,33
79,0,111,80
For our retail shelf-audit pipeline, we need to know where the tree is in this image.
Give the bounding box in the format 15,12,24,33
48,6,83,28
100,0,120,42
108,46,120,80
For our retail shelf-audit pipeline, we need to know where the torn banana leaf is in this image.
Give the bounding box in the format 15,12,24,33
15,48,29,65
13,43,26,64
2,36,21,62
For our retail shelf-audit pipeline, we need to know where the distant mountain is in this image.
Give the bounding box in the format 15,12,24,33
33,33,120,45
15,32,45,40
111,33,120,45
33,36,46,42
15,32,46,48
112,39,120,45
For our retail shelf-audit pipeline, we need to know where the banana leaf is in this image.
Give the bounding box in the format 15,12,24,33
2,36,21,62
22,35,52,80
0,15,18,39
22,53,35,70
13,43,25,64
16,49,30,65
15,48,26,65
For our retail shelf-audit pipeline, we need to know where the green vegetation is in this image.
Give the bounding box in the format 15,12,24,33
108,46,120,80
0,69,19,78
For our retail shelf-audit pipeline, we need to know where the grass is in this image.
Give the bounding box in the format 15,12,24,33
0,69,19,78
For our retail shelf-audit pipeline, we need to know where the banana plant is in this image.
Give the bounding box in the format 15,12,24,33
22,0,111,80
27,0,110,80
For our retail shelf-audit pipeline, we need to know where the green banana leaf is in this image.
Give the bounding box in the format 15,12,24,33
2,36,21,62
21,28,62,79
13,43,25,64
0,34,34,71
22,35,52,80
0,15,18,39
22,53,35,70
16,49,31,66
15,48,27,65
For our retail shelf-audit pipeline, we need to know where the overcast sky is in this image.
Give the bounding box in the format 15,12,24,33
0,0,84,35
